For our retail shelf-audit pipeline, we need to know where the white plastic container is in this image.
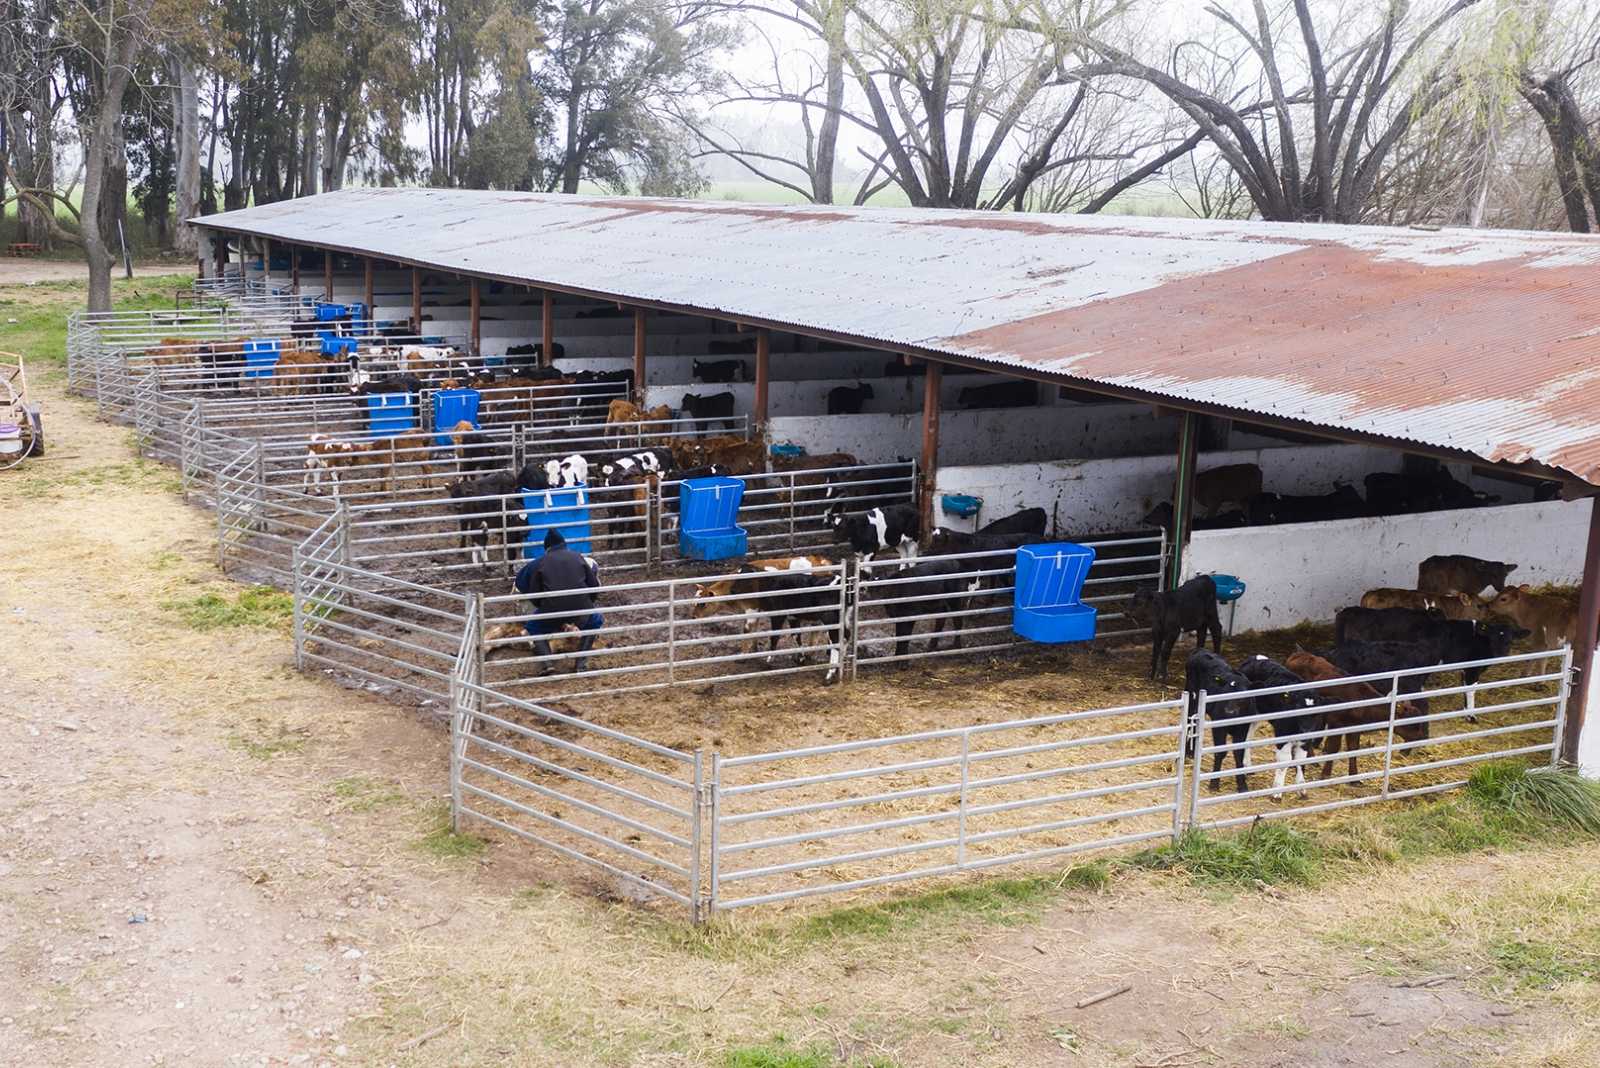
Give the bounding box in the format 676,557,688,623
0,423,22,457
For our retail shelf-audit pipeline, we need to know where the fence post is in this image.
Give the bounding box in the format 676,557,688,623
787,471,797,553
449,670,463,833
847,556,861,681
957,729,971,867
1379,676,1399,799
1552,647,1573,767
691,750,706,924
292,545,305,671
667,579,678,683
708,752,722,919
337,502,352,566
1188,692,1208,828
841,557,856,683
1172,692,1189,840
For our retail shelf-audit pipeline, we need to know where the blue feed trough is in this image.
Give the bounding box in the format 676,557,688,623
315,302,350,321
1013,542,1098,644
432,388,481,447
770,443,805,459
679,476,747,561
941,493,982,519
242,338,280,379
521,485,593,558
365,392,417,438
1211,573,1247,603
319,331,359,358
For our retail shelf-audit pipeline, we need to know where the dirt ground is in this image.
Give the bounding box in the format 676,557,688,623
0,259,182,285
5,326,1599,1066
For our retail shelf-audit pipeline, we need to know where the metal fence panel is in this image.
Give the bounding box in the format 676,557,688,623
1190,647,1572,830
851,533,1164,675
710,697,1189,910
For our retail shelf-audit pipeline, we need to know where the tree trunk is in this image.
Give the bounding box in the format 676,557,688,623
170,56,201,253
81,40,138,313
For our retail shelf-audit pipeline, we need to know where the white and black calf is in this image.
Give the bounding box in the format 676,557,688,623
1184,650,1254,794
828,504,920,561
449,471,522,566
1237,655,1323,798
598,448,674,487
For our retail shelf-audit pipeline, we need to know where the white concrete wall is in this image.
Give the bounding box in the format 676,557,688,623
935,442,1408,534
766,404,1182,465
1183,497,1593,633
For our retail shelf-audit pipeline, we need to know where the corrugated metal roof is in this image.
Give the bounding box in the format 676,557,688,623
197,188,1600,485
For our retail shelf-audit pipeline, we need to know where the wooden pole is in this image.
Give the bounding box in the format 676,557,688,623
753,329,771,430
541,291,555,365
213,234,226,279
920,362,942,536
1168,413,1200,590
323,252,334,302
362,258,374,318
410,267,422,335
469,278,481,355
1562,499,1600,764
289,244,300,291
263,238,272,286
632,308,647,403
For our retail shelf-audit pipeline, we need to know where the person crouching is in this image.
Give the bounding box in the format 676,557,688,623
514,529,602,674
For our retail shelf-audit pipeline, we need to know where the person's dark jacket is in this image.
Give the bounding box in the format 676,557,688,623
514,548,599,617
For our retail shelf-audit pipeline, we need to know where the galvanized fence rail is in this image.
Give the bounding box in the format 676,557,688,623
451,613,708,915
290,507,472,704
480,561,851,700
1190,647,1572,829
707,697,1190,911
656,461,916,562
851,534,1165,674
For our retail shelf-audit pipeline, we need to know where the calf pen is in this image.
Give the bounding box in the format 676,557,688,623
450,619,1572,920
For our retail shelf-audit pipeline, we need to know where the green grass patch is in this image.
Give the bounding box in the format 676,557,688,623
724,1037,896,1068
1128,823,1321,887
790,876,1055,944
164,585,292,630
1058,859,1112,892
0,273,195,374
416,802,486,859
331,775,407,812
1467,763,1600,833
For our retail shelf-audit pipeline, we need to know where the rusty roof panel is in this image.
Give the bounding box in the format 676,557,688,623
198,188,1600,484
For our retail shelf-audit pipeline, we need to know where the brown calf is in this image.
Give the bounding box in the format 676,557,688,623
1284,652,1427,780
1488,585,1577,648
671,434,765,474
1359,587,1486,620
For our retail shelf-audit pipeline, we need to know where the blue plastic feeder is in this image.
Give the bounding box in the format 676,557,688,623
1013,542,1098,643
678,476,747,561
432,388,481,446
521,485,594,558
941,493,982,519
242,338,280,379
319,331,359,358
770,443,805,459
1210,572,1247,636
315,302,350,322
365,393,417,438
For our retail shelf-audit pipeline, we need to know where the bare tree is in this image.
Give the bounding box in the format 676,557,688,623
689,0,1193,210
1079,0,1489,223
1517,1,1600,230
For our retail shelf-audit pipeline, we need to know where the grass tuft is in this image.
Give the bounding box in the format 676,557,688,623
724,1038,896,1068
1058,859,1112,892
791,876,1055,944
1468,763,1600,834
1128,822,1320,887
417,802,486,859
165,585,293,630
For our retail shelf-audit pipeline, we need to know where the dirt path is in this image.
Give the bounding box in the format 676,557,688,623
0,260,182,285
3,362,1595,1067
